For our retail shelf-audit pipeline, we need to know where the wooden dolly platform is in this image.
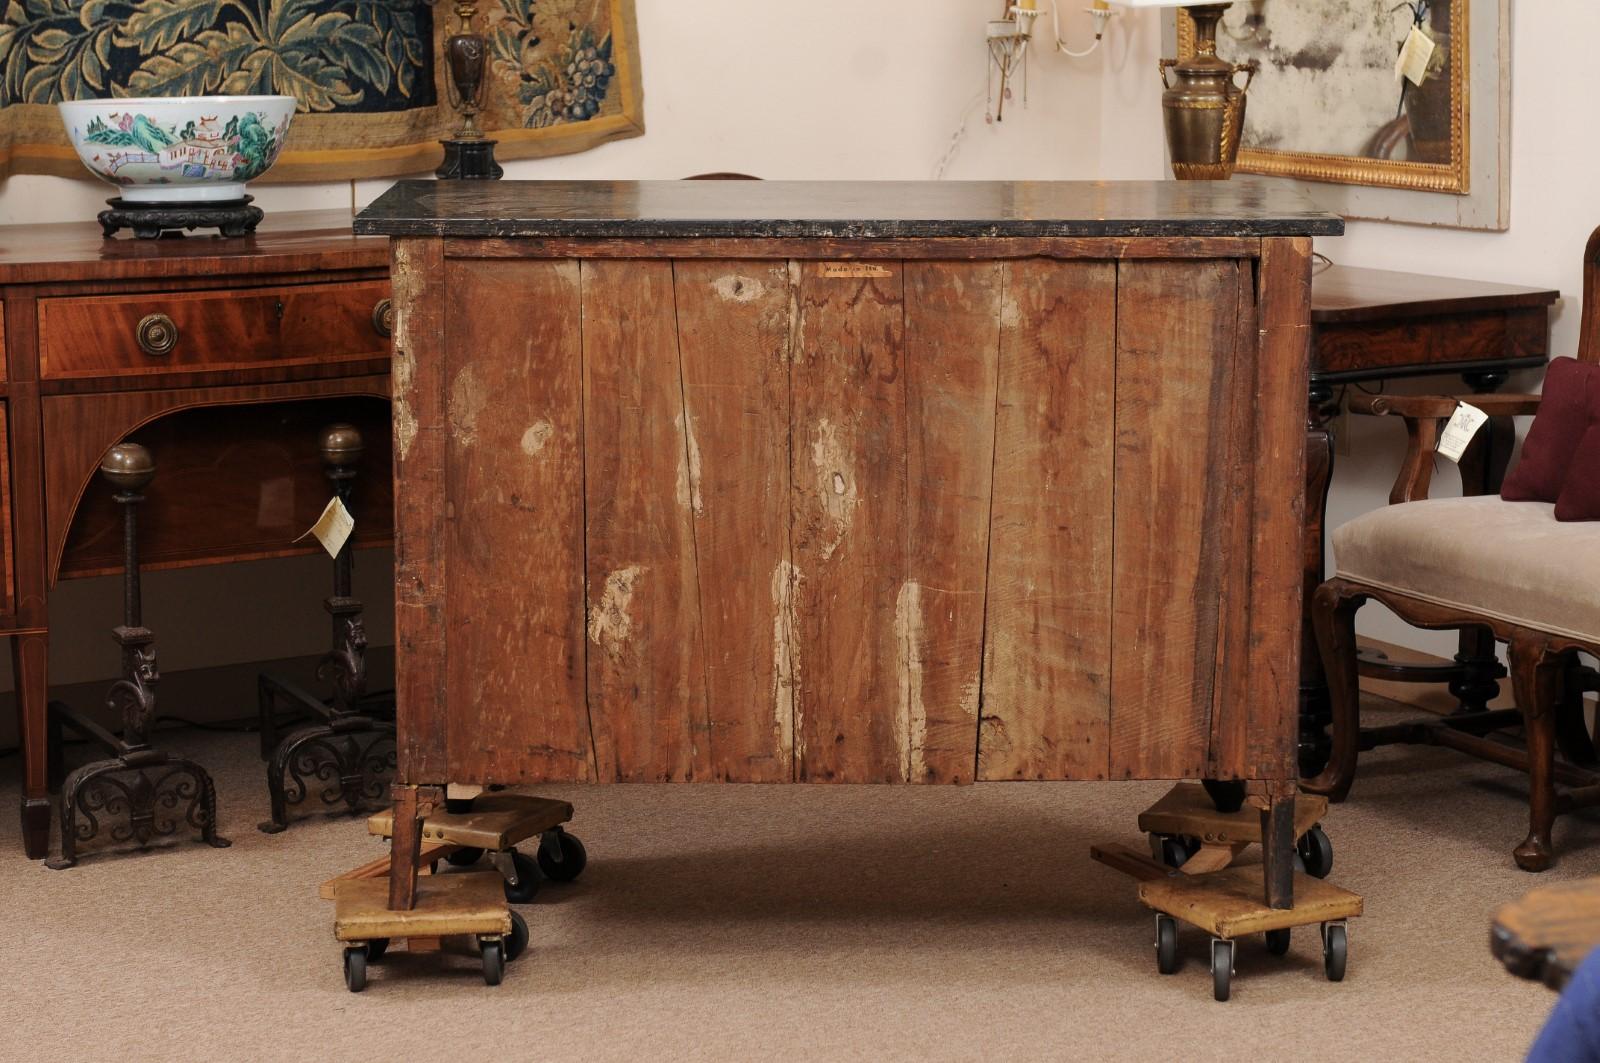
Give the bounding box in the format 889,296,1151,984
1140,783,1333,877
367,793,587,904
1093,843,1362,1001
332,871,526,992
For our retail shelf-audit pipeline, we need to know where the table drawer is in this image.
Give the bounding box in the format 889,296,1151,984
38,279,393,380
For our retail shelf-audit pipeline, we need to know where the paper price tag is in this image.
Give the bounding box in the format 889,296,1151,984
1436,402,1489,463
296,496,355,558
1395,25,1436,87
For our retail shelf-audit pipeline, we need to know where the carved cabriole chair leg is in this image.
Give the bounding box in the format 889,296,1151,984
1304,578,1367,803
1511,636,1563,872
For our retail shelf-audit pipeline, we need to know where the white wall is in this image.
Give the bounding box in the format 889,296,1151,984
0,0,1122,698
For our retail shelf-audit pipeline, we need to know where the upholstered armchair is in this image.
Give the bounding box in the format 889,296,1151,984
1304,227,1600,872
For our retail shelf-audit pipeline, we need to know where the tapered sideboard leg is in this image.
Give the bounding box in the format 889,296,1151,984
13,631,50,860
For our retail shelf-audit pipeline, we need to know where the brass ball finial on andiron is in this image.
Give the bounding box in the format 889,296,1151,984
426,0,505,180
1118,1,1258,180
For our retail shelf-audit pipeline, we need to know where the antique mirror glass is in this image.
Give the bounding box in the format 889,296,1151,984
1179,0,1468,194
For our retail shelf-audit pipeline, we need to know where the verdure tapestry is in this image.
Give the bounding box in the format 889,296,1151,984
0,0,643,181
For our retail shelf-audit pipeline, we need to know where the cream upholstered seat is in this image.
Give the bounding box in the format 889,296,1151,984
1333,496,1600,646
1305,223,1600,873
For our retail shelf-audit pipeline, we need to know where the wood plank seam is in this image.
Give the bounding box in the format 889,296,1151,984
669,259,717,771
1105,260,1121,782
972,263,1008,784
576,259,602,781
784,259,801,781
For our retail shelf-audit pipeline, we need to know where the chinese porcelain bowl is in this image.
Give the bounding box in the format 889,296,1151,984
58,95,296,204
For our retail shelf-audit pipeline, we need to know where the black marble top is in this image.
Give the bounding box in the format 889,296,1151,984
353,179,1343,240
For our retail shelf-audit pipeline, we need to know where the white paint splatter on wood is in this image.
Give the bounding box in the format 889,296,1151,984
896,580,927,782
674,411,705,515
712,273,765,303
392,345,418,461
520,420,553,457
449,364,486,446
771,559,801,765
588,564,643,647
390,245,419,461
809,418,858,560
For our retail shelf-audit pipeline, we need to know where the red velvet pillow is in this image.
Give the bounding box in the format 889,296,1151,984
1555,422,1600,521
1501,357,1600,502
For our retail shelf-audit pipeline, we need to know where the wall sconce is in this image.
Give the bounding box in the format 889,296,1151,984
985,0,1120,122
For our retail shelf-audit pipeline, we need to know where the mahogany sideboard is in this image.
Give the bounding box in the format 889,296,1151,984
356,178,1343,908
1,210,393,859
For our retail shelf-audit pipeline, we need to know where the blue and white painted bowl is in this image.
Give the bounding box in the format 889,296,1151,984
58,95,296,203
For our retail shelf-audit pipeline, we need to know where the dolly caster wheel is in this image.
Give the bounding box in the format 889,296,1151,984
447,846,485,867
503,849,542,904
1151,833,1200,869
1202,778,1246,814
1265,928,1290,956
343,945,368,993
1298,825,1333,879
506,911,530,962
538,827,587,882
1322,921,1348,982
1156,914,1178,975
1211,938,1235,1002
365,937,390,963
481,937,506,986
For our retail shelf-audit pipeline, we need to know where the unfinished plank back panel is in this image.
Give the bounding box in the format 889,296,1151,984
790,262,910,783
673,260,796,782
442,256,592,783
979,260,1117,781
902,261,1003,785
1108,259,1247,780
580,258,711,782
365,177,1338,799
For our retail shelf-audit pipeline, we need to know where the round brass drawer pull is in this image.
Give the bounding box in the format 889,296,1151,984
136,312,179,357
372,297,395,339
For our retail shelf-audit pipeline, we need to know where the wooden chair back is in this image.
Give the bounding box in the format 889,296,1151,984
1580,224,1600,364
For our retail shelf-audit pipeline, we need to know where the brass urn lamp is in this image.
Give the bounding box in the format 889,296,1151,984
1116,0,1259,180
425,0,504,180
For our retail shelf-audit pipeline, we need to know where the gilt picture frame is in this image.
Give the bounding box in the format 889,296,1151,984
1173,0,1509,230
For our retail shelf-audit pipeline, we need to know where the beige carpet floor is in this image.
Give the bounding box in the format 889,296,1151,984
1,703,1594,1063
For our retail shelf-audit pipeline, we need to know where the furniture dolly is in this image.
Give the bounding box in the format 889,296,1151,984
367,793,588,903
1094,783,1360,1001
1140,783,1333,878
330,870,525,992
322,792,587,991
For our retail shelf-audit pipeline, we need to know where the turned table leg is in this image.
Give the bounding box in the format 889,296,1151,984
1298,379,1338,778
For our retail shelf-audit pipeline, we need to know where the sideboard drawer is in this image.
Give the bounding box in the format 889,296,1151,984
38,279,392,380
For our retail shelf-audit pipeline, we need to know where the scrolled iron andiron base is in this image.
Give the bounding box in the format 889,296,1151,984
46,444,229,869
259,424,395,834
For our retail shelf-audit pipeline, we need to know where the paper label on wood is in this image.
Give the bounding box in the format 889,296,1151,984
821,264,893,278
296,496,354,558
1436,401,1489,463
1395,25,1436,86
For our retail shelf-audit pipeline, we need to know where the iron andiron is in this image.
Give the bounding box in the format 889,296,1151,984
45,443,229,868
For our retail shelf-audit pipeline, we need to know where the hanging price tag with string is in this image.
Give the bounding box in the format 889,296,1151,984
1394,1,1436,86
295,496,354,559
1436,402,1490,463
